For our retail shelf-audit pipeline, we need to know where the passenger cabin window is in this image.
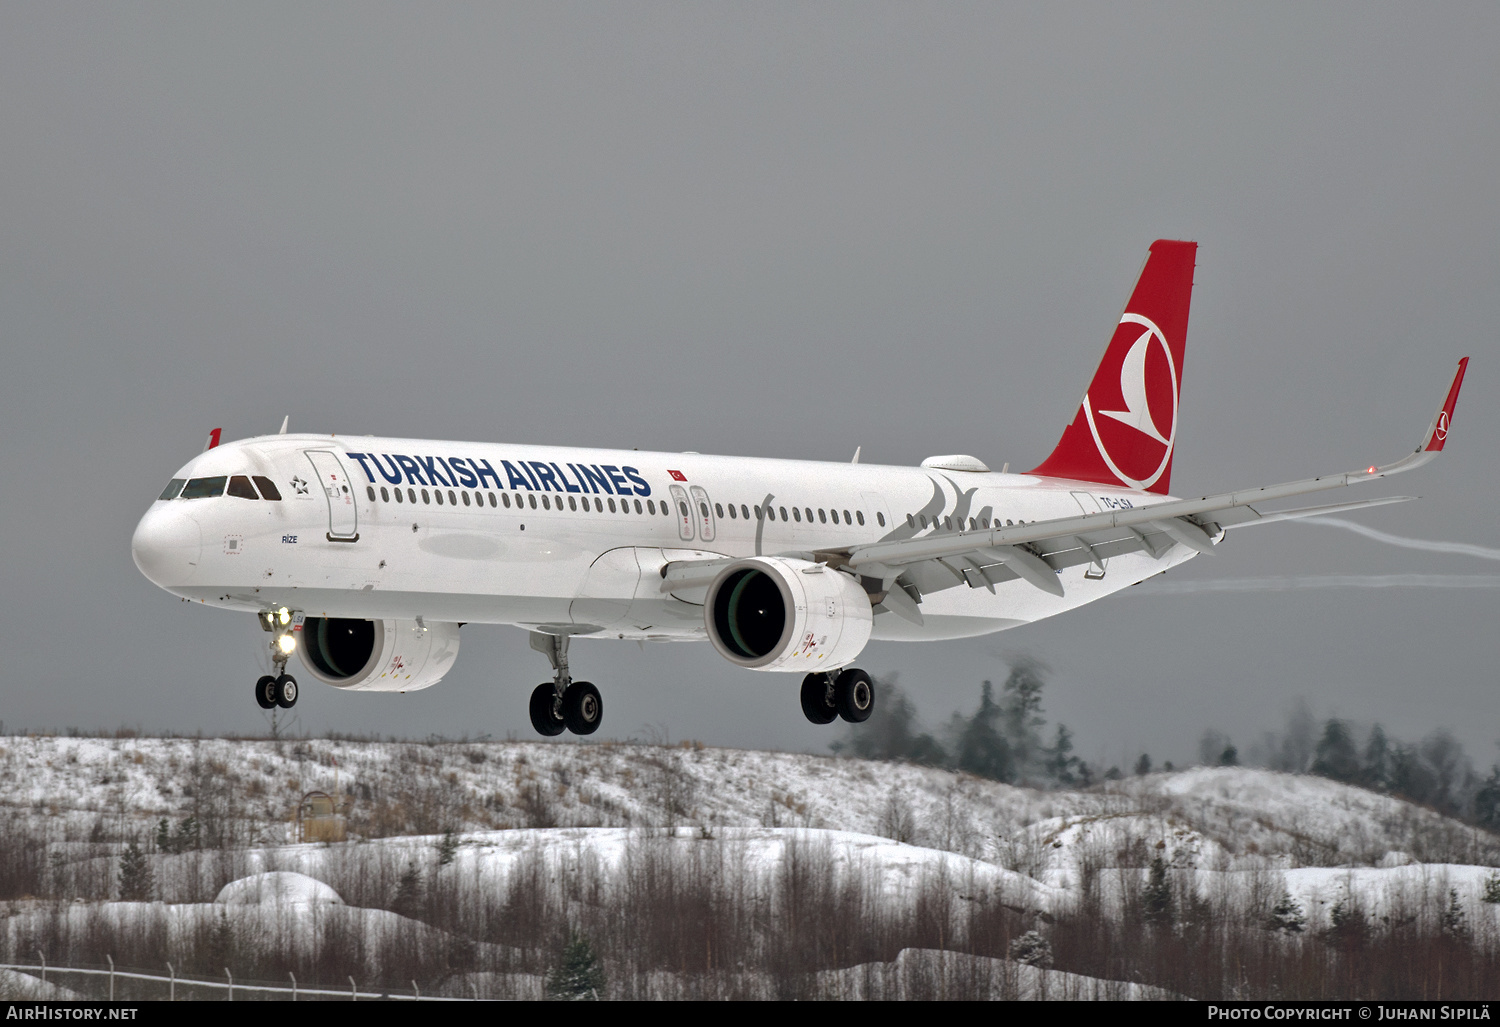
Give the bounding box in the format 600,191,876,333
488,493,497,507
501,493,511,508
435,490,444,505
366,486,376,501
726,504,736,519
741,504,749,520
817,509,826,523
421,489,431,504
159,479,186,501
875,512,883,527
227,476,260,500
181,476,228,499
380,487,390,502
778,506,788,521
394,488,404,503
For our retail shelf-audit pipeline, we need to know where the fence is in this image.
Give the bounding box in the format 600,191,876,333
1,960,477,1001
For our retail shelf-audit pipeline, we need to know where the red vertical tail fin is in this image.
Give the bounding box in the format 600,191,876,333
1030,239,1197,494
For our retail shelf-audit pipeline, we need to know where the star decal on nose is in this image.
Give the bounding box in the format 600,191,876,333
290,476,309,495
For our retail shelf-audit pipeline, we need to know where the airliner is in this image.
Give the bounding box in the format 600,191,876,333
131,241,1468,736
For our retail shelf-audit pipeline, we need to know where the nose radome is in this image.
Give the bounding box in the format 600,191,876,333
132,505,202,587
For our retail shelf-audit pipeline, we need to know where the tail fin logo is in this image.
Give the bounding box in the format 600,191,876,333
1435,410,1450,442
1082,312,1178,490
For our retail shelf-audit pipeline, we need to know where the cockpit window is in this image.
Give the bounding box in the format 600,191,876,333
158,479,186,501
252,476,282,501
180,476,228,499
227,475,259,500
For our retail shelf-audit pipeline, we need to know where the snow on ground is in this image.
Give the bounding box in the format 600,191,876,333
3,735,1498,940
214,871,343,906
0,969,82,1000
3,736,1492,870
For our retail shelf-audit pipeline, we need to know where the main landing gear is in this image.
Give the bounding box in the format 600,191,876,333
528,631,602,737
801,668,874,725
254,609,299,710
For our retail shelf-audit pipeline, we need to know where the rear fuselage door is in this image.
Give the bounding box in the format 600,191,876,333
687,485,716,542
305,450,359,542
668,483,695,541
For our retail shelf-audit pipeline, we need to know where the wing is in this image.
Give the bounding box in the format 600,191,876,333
660,360,1468,618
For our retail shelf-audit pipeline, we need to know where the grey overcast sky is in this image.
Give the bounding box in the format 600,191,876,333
2,3,1497,767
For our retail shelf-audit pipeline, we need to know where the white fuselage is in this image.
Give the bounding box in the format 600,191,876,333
131,434,1195,648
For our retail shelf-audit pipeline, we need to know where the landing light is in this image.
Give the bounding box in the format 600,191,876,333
278,634,297,654
1367,466,1378,474
278,607,290,625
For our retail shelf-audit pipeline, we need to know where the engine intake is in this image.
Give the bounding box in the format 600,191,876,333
297,617,460,692
704,557,872,672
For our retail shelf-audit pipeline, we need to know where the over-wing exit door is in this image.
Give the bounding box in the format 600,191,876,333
305,451,359,542
668,484,695,541
688,485,716,542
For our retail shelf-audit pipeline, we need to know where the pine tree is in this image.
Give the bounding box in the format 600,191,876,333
208,909,234,971
117,841,153,901
1328,898,1368,948
1218,744,1239,767
954,681,1012,782
155,818,171,853
437,829,459,867
175,815,199,853
1312,719,1361,782
1134,753,1153,776
1044,724,1080,785
1439,887,1468,939
1361,724,1392,791
1481,872,1500,905
1473,766,1500,831
1142,855,1174,925
1000,660,1048,777
547,933,606,1000
1008,930,1053,968
393,860,423,917
1267,888,1306,933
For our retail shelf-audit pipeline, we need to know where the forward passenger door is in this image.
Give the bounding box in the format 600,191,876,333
305,451,359,542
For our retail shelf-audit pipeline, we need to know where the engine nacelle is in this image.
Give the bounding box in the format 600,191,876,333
704,557,873,672
297,617,460,692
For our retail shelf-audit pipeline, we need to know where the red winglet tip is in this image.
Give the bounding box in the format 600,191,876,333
1424,358,1468,453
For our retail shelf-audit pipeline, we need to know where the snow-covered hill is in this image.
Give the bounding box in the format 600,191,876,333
3,735,1498,1000
2,735,1493,871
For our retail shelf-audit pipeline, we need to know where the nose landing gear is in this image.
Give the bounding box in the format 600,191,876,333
528,631,603,736
801,668,874,725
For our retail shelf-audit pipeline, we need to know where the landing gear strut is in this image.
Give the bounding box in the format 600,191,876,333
255,609,300,710
801,669,874,725
528,631,603,737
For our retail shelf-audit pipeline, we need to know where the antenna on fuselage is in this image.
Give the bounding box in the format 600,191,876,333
278,415,289,435
851,446,861,464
